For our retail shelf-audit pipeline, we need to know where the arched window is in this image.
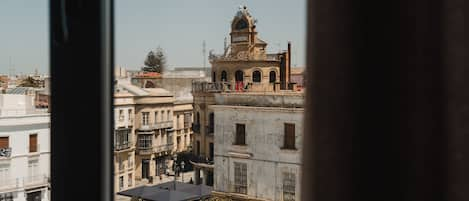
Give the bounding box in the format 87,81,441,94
253,71,261,82
269,71,276,83
221,71,227,82
235,70,244,82
196,112,200,125
145,81,155,88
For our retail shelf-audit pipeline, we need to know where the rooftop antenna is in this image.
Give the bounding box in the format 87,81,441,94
203,40,207,75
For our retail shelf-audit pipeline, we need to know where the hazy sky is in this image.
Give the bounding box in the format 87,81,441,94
0,0,306,75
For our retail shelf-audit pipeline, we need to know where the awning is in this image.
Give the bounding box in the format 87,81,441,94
117,181,212,201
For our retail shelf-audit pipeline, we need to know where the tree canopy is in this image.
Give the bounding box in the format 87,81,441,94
142,47,166,73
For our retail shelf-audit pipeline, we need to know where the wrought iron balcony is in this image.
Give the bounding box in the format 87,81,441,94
115,141,132,151
192,123,200,133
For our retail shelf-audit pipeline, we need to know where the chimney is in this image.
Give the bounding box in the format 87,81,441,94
287,41,292,84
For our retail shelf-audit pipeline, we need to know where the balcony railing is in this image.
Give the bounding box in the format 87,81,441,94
0,178,20,191
192,81,286,93
154,143,174,153
24,174,49,188
137,146,152,155
0,175,49,191
115,141,132,151
153,121,173,129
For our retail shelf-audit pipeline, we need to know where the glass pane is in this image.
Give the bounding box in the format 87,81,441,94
0,1,50,200
114,1,305,200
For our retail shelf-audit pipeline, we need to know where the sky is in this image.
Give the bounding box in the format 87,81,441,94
0,0,306,75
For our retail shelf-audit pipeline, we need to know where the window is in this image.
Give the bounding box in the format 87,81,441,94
283,172,296,201
167,110,171,121
118,156,123,171
196,112,200,125
119,109,124,121
128,109,132,121
209,113,214,133
115,129,130,150
221,71,227,82
234,162,247,194
177,114,180,128
0,137,9,149
235,124,246,145
252,70,261,82
269,71,276,83
127,155,132,168
154,111,158,123
28,159,39,179
119,176,124,190
162,111,165,122
184,113,191,128
128,173,132,187
142,112,149,126
212,71,216,82
29,134,38,153
138,135,152,149
0,163,10,185
235,70,244,82
283,123,296,149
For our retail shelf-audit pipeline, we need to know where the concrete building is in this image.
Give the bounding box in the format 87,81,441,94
113,80,196,197
0,94,50,201
191,6,304,200
211,93,303,201
173,100,194,153
114,83,137,193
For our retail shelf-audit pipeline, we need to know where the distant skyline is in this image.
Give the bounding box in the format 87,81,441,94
0,0,306,75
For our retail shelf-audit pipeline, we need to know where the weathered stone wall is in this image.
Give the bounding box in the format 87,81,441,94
212,106,303,201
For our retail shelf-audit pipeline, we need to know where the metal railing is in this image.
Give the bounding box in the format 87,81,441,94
0,108,49,116
137,146,152,155
24,174,49,187
192,81,287,93
192,123,200,133
115,141,132,151
0,175,49,191
0,178,20,191
153,121,173,129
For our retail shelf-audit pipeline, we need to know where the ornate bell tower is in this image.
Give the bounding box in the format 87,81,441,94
229,6,267,60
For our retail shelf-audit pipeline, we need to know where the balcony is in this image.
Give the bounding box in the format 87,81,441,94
115,141,132,151
154,143,174,153
192,123,200,133
137,146,152,155
0,178,19,191
24,174,49,188
153,121,173,129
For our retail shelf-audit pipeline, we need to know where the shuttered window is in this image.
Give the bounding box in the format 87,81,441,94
235,124,246,145
284,123,296,149
234,162,247,194
0,137,8,149
29,134,38,152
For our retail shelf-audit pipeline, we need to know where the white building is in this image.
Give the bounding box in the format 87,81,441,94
0,94,50,201
211,92,304,201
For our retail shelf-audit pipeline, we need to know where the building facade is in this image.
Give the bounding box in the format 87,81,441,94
211,93,303,201
0,94,50,201
191,6,304,200
113,88,136,193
